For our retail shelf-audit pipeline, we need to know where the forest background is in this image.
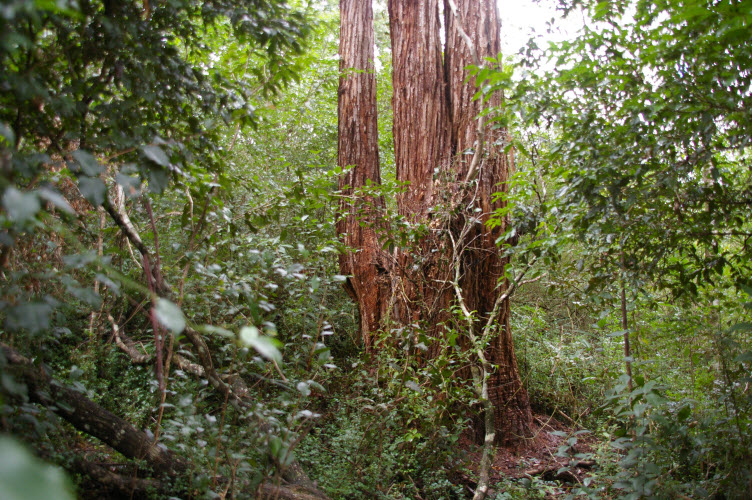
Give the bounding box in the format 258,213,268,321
0,0,750,499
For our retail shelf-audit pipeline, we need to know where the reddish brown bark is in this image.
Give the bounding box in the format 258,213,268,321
336,0,389,350
388,0,450,219
444,0,532,443
338,0,532,443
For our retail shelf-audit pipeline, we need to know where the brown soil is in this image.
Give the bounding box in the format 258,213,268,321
456,413,599,498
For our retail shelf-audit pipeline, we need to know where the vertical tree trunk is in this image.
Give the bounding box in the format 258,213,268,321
338,0,533,443
337,0,389,350
388,0,450,219
387,0,454,330
444,0,532,444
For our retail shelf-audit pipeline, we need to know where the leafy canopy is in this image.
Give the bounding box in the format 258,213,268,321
500,0,752,297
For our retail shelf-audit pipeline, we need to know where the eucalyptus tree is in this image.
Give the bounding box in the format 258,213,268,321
337,0,533,448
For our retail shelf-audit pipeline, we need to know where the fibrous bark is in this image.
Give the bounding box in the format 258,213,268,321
445,0,531,444
388,0,450,219
337,0,389,350
337,0,533,443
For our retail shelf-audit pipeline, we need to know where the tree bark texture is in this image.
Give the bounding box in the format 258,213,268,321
444,0,532,444
388,0,450,219
337,0,532,443
337,0,390,350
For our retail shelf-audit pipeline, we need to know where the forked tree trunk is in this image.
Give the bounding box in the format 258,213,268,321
337,0,532,443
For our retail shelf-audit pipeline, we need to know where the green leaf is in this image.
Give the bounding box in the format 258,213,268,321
239,325,260,344
608,329,629,338
0,437,75,500
677,405,692,421
252,336,283,362
141,145,170,167
3,187,40,224
71,150,104,176
95,274,120,295
63,251,98,269
38,188,75,215
733,351,752,364
728,322,752,333
202,325,234,338
4,302,53,335
404,380,422,394
146,165,170,194
239,326,282,362
115,173,141,197
296,381,311,397
63,278,101,308
154,299,186,334
78,177,106,206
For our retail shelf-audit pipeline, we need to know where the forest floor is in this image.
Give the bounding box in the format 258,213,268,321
458,413,599,498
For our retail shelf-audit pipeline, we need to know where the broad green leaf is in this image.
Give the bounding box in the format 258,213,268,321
63,251,98,269
78,177,106,206
141,145,170,167
95,274,120,295
4,302,52,335
250,336,282,362
202,325,234,338
296,381,311,397
71,150,104,176
239,325,260,344
0,437,75,500
240,326,282,362
677,405,692,421
405,380,422,394
38,188,74,215
146,165,170,194
154,299,186,334
115,173,141,197
3,187,40,223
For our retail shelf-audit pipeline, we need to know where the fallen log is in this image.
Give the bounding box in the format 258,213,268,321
523,460,595,484
0,343,330,499
1,343,189,478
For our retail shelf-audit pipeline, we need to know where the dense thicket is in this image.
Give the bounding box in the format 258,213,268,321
0,0,750,498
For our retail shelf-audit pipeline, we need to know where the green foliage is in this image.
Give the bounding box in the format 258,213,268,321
296,326,471,499
3,0,752,498
0,436,75,500
475,1,752,497
0,0,313,342
509,0,752,297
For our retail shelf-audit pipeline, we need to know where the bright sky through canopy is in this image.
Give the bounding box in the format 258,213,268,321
498,0,583,56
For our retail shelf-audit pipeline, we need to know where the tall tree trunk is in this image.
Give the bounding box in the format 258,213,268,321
338,0,533,443
388,0,450,219
444,0,532,444
337,0,389,350
387,0,454,330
